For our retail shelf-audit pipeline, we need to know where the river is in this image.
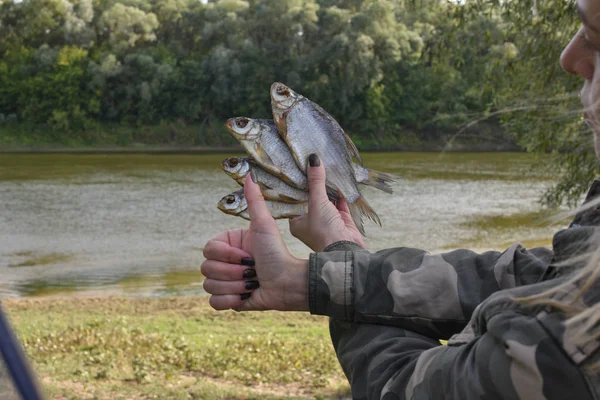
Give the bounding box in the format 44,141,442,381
0,152,562,298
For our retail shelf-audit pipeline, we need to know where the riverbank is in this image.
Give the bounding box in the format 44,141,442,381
0,144,522,154
0,121,521,153
3,296,351,400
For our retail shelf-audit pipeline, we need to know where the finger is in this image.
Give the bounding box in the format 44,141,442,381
336,197,350,214
336,197,355,226
203,239,252,265
244,174,276,225
203,278,260,295
210,229,245,249
305,154,329,211
209,294,248,310
201,260,257,281
288,215,308,239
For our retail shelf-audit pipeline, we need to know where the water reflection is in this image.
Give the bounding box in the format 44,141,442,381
0,153,560,298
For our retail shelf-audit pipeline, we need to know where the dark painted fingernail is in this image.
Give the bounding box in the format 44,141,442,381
240,293,251,300
245,280,260,290
243,269,257,279
309,153,320,167
250,169,257,183
241,257,255,266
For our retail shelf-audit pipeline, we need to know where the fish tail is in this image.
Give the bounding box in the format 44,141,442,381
348,196,381,236
364,169,400,194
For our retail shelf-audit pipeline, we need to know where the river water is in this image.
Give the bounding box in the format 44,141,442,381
0,153,562,298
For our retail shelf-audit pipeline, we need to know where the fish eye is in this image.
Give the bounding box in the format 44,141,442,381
229,158,239,167
225,195,236,205
236,118,249,128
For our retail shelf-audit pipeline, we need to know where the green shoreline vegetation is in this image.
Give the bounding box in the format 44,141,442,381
0,121,517,153
440,209,566,251
4,296,351,400
8,251,75,268
0,0,596,203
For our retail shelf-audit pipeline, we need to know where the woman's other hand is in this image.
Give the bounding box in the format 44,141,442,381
201,174,308,312
289,154,365,252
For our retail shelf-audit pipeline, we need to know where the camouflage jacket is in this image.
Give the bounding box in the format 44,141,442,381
308,180,600,400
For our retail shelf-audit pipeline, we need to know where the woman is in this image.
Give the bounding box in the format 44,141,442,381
201,0,600,397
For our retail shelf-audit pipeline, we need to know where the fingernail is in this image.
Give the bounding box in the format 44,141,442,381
241,257,255,267
309,153,320,167
243,269,257,279
245,280,260,290
250,169,257,183
240,293,251,300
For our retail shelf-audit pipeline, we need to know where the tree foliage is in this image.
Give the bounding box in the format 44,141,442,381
0,0,597,205
470,0,600,206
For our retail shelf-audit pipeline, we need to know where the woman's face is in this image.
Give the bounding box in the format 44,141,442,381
561,0,600,156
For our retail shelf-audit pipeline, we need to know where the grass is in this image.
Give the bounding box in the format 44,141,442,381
440,209,567,250
2,297,351,400
458,210,568,231
8,251,75,267
0,121,239,149
360,152,553,182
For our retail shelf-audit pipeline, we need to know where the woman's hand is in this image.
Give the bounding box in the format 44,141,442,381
201,174,309,312
289,154,365,252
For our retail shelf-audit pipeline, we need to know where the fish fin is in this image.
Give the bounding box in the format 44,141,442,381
348,196,381,236
275,111,289,139
275,211,305,219
278,194,304,204
258,181,274,191
348,202,366,236
277,171,304,190
254,145,279,173
361,169,401,194
344,132,363,165
326,188,339,203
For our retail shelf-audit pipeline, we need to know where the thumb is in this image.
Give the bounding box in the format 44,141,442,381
306,154,329,211
244,173,276,228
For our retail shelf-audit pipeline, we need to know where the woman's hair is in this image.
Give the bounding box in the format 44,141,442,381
519,195,600,370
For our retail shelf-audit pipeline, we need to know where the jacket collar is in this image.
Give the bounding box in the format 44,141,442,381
569,179,600,228
545,180,600,279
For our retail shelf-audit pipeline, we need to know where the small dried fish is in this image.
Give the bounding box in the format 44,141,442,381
225,118,307,189
220,157,251,186
217,189,307,220
221,157,308,203
225,119,397,194
270,82,380,234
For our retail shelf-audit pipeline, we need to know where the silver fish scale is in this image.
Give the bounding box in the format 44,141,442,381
255,120,307,189
253,164,308,203
284,100,360,203
238,200,308,220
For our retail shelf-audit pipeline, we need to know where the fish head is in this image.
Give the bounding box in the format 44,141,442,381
225,117,260,141
270,82,300,113
221,157,251,179
217,190,247,215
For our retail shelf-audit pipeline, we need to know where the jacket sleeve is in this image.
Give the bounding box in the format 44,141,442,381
309,241,553,338
329,309,591,400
